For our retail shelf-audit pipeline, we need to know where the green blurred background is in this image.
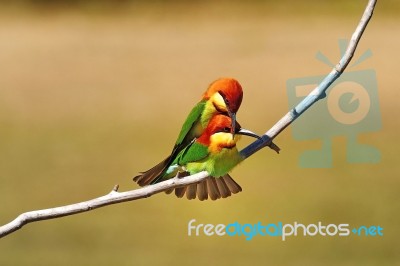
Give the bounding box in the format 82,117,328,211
0,1,399,265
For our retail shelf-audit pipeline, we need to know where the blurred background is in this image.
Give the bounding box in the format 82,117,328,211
0,0,399,265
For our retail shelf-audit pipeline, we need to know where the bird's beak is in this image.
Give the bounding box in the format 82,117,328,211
228,111,236,137
236,127,261,139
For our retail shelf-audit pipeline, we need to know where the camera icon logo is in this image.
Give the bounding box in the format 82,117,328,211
286,40,381,168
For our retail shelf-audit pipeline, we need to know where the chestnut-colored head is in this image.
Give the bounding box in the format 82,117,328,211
203,78,243,114
197,115,259,152
202,78,243,135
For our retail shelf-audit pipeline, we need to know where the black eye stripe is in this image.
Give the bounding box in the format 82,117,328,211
218,90,229,104
216,126,231,133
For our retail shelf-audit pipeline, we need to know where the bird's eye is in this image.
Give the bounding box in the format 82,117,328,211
223,127,230,133
218,91,229,106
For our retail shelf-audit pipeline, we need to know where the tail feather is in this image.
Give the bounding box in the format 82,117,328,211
133,156,171,186
135,159,243,200
175,187,187,198
197,181,208,201
221,174,242,194
165,188,174,194
186,184,197,200
215,177,231,198
206,177,221,200
166,175,242,201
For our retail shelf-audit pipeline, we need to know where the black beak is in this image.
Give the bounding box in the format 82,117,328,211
236,127,261,139
228,111,236,137
229,112,236,137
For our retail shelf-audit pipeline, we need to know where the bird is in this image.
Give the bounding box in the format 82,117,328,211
133,78,244,187
137,114,260,200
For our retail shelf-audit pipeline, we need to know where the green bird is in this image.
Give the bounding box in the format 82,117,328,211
134,78,244,187
140,114,260,200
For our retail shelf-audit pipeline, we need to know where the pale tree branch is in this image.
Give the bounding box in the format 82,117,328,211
240,0,377,159
0,0,377,239
0,172,209,238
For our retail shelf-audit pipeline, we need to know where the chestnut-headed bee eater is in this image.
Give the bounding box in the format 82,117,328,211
134,78,245,188
136,114,259,200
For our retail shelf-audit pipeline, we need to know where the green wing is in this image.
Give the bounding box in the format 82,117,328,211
168,100,206,163
154,141,208,183
174,100,206,147
146,101,207,185
173,141,209,166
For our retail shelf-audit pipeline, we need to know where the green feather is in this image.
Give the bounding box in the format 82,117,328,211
162,100,206,174
139,97,223,184
160,142,208,181
184,147,243,177
148,101,207,184
174,100,206,148
175,142,209,166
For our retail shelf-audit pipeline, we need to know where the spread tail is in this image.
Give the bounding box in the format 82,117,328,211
134,161,242,201
166,173,242,201
133,156,171,186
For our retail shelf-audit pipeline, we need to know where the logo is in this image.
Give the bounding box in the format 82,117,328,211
187,218,384,241
286,39,381,168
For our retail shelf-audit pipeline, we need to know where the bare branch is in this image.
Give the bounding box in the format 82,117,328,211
240,0,377,159
0,171,208,238
0,0,377,238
